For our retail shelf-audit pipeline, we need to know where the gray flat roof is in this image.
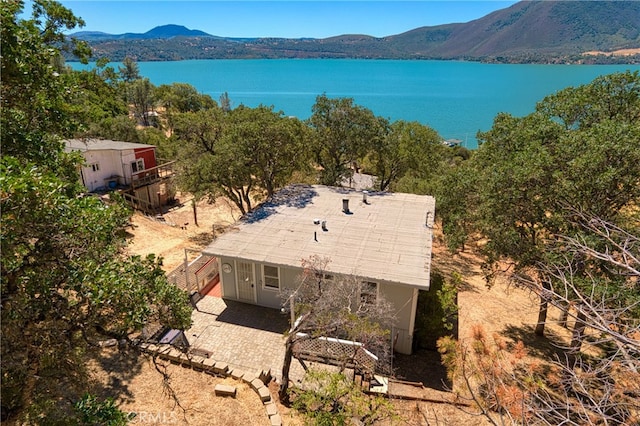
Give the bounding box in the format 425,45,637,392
203,185,435,290
64,138,155,152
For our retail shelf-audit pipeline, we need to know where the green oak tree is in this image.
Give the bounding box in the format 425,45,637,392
308,94,384,186
1,158,192,420
1,2,192,421
226,105,309,197
383,120,446,194
85,114,141,142
1,0,86,165
173,105,308,214
434,74,640,426
156,82,217,114
69,68,129,127
434,159,479,253
172,106,248,211
472,71,640,336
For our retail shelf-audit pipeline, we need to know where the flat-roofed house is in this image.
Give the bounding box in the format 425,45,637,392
65,139,158,192
202,185,435,355
64,138,175,212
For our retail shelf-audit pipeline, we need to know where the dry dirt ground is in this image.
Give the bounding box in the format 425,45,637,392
89,351,274,426
583,47,640,56
124,193,242,272
96,194,576,425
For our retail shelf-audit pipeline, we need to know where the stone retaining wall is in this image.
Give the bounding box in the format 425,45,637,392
138,342,282,426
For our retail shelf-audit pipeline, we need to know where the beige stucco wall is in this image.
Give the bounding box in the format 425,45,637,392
217,257,419,355
378,282,418,355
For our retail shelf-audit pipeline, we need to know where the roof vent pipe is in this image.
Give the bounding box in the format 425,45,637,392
321,220,328,231
363,190,369,204
342,199,350,214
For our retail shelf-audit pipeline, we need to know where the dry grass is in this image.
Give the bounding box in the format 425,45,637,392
109,195,580,425
125,193,241,272
583,48,640,56
88,350,272,425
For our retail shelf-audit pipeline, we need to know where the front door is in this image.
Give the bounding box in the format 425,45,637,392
235,261,256,303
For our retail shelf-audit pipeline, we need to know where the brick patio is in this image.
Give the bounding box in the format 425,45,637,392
186,296,306,383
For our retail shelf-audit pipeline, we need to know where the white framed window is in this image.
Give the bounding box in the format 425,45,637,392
360,281,378,305
263,265,280,290
90,162,100,172
131,159,145,173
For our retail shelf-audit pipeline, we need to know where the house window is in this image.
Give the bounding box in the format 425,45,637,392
263,265,280,290
361,281,378,305
131,159,145,173
90,163,100,172
314,272,334,281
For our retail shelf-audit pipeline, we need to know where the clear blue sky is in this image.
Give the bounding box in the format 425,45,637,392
51,1,518,39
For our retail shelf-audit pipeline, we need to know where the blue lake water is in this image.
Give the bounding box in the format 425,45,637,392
72,59,639,148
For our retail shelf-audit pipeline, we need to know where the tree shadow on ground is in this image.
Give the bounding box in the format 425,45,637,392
188,231,214,246
431,259,480,294
215,300,290,334
392,349,451,392
86,346,146,405
501,324,568,361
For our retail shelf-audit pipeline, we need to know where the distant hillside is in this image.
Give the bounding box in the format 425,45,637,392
70,1,640,63
73,24,213,42
142,24,211,39
387,1,640,60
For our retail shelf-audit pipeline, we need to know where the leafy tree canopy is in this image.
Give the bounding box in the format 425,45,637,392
156,82,217,114
308,94,386,186
473,71,640,267
1,1,192,421
467,71,640,337
173,104,308,214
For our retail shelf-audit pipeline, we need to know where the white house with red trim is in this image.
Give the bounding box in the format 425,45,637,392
65,138,159,191
65,138,175,211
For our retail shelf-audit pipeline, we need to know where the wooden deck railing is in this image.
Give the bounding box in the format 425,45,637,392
293,332,378,374
131,161,175,189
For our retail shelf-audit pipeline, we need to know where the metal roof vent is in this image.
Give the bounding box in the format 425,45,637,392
342,198,350,214
363,190,369,204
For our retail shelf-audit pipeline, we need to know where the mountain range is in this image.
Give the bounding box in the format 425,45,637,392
71,1,640,63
